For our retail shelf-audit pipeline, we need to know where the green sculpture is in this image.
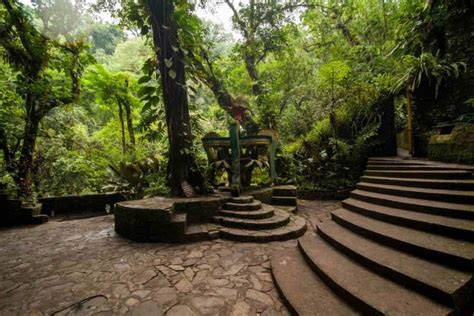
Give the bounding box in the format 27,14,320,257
202,102,278,195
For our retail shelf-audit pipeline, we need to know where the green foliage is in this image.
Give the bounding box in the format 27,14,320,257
1,0,470,199
106,156,168,198
393,52,467,97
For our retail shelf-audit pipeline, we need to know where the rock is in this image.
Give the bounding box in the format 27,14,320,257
170,257,183,265
184,267,194,281
215,287,237,299
182,258,199,267
153,287,177,308
166,304,197,316
112,283,130,298
211,267,224,278
168,265,185,271
125,298,140,307
134,269,156,285
190,296,225,315
145,274,170,288
250,274,263,291
175,278,193,293
222,263,246,276
245,289,274,305
186,251,203,259
192,270,209,285
130,300,163,316
156,265,178,277
197,264,213,270
132,290,151,299
207,278,229,287
230,301,252,316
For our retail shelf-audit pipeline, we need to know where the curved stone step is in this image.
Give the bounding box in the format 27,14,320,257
342,198,474,240
219,215,306,242
366,165,470,171
365,170,472,180
361,176,474,191
214,209,290,230
231,196,253,204
271,196,297,206
298,233,453,315
350,189,474,219
271,247,359,316
218,207,274,219
331,209,474,270
367,161,428,166
356,182,474,204
317,221,473,310
272,185,297,196
368,157,407,161
224,200,262,211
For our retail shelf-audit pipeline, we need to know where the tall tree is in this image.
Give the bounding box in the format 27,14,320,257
0,0,90,200
143,0,204,196
223,0,301,128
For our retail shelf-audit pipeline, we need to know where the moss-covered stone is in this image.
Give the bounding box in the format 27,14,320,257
428,124,474,164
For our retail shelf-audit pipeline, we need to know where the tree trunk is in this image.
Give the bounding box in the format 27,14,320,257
145,0,204,196
117,98,126,154
122,83,135,149
124,100,135,149
17,103,40,200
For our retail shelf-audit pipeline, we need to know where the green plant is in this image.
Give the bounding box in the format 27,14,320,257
392,52,467,97
105,156,166,198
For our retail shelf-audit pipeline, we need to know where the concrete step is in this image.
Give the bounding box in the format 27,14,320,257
331,209,474,270
214,209,290,230
342,198,474,240
356,182,474,204
317,221,473,310
273,185,297,196
361,176,474,190
368,157,406,161
365,170,472,180
219,215,306,242
366,165,471,171
367,161,428,166
218,206,274,219
298,233,452,315
350,189,474,219
271,247,359,316
184,223,220,242
31,214,49,224
224,200,262,211
171,213,187,235
231,196,253,204
271,196,297,206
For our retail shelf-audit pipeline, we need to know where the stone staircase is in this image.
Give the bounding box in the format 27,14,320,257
213,195,306,242
272,157,474,315
271,185,298,207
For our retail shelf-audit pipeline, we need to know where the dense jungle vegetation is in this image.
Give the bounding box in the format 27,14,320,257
0,0,472,202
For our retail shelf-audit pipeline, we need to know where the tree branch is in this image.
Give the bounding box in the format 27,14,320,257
223,0,249,38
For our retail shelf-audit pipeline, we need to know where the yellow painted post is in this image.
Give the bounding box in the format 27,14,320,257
406,89,414,156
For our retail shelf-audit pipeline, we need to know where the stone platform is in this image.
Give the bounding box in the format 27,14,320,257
0,199,335,315
114,186,306,243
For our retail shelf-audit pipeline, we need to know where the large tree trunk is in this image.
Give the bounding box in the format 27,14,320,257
145,0,204,196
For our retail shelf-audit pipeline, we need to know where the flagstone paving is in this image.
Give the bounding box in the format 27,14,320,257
0,199,339,316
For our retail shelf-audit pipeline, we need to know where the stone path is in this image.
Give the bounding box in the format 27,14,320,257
0,200,340,316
